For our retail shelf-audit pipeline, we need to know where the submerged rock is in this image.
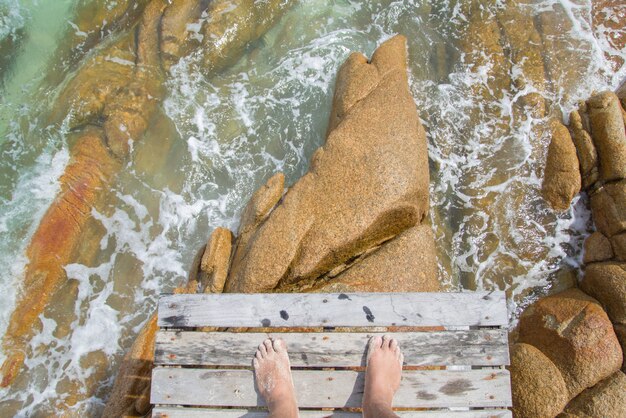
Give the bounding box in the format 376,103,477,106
542,119,581,211
0,128,120,387
563,371,626,418
517,288,622,399
496,0,547,117
200,0,295,75
160,0,206,70
225,35,431,292
510,342,569,418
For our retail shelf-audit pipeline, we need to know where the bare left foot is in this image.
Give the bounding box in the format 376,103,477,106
253,338,299,418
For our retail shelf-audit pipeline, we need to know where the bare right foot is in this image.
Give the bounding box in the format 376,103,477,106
253,338,299,418
363,335,403,418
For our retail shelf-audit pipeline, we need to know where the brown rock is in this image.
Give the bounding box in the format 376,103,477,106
611,233,626,261
590,180,626,237
564,371,626,418
200,0,295,75
538,3,588,96
587,91,626,183
0,129,120,387
103,0,166,160
583,231,614,264
101,314,158,418
312,225,440,293
510,343,569,418
459,0,511,103
327,52,380,134
614,324,626,371
200,227,233,293
542,119,582,210
497,0,547,117
569,109,599,189
517,288,623,398
580,263,626,325
45,0,150,86
103,75,162,159
160,0,205,70
224,35,430,293
50,31,136,128
230,173,285,271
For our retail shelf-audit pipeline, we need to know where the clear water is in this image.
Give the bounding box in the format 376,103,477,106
0,0,624,415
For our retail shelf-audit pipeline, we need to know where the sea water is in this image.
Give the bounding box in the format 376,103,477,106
0,0,624,415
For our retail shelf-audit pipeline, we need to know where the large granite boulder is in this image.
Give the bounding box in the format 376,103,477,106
611,233,626,261
225,35,431,292
563,371,626,418
580,263,626,325
517,288,623,398
587,92,626,183
510,343,569,418
590,180,626,238
569,108,598,189
542,119,581,210
583,231,614,264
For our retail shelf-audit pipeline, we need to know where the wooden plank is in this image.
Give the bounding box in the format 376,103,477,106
150,368,512,408
157,292,507,328
153,407,512,417
154,330,509,367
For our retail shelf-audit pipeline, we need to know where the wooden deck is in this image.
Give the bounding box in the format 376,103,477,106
151,292,512,417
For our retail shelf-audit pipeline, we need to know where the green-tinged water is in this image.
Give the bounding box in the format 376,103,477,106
0,0,625,415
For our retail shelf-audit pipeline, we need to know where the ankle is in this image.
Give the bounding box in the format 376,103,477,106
363,399,394,418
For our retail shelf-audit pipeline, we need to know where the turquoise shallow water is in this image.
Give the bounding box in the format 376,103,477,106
0,0,625,415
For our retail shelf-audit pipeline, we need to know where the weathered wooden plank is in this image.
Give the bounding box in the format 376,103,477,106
157,292,507,328
150,368,512,408
152,407,512,417
154,330,509,367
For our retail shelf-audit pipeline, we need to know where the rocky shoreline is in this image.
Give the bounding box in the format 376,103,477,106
1,0,625,416
513,89,626,417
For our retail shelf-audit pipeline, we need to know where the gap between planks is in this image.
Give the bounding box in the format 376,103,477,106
154,330,510,367
151,368,512,409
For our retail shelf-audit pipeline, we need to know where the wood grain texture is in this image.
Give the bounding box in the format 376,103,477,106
157,292,507,328
152,407,513,417
154,330,510,367
150,368,512,408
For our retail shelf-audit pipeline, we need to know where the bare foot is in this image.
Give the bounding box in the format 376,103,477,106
363,335,403,418
253,338,299,418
